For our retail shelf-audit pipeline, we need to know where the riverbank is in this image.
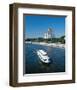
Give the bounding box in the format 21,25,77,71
25,41,65,48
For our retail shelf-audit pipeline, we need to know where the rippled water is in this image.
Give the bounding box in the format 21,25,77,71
24,43,65,74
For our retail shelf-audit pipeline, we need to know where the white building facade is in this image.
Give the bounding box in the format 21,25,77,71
44,28,53,39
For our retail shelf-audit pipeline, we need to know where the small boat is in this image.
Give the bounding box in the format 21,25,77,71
37,50,50,64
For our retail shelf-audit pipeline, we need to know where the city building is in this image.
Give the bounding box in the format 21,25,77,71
44,28,53,39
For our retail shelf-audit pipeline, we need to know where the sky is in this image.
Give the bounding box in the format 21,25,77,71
24,15,66,38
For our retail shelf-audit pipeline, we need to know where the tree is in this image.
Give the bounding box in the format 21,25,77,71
58,35,65,44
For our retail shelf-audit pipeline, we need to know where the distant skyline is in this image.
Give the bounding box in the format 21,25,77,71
24,15,66,38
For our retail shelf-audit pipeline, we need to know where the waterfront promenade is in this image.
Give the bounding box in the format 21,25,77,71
25,42,65,48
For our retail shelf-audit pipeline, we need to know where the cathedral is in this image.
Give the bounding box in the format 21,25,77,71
44,28,53,39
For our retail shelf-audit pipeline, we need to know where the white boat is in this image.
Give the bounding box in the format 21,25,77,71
37,50,50,64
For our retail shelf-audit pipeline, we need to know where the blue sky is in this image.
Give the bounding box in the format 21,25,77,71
24,15,66,38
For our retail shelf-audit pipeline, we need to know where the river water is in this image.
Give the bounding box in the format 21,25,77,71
24,43,65,74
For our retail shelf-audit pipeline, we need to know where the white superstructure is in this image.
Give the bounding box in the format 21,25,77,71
37,50,50,64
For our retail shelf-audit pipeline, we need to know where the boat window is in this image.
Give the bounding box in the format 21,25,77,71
44,59,46,61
